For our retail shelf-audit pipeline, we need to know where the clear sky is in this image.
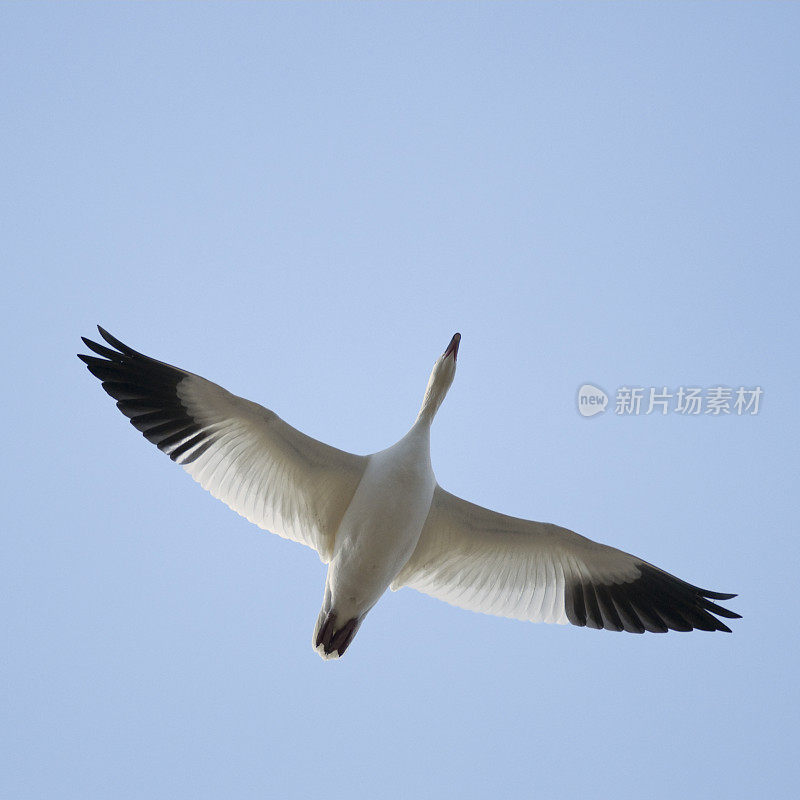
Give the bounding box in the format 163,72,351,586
3,3,798,799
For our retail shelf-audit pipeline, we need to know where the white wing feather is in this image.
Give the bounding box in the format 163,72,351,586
392,486,739,633
392,486,637,623
80,328,365,562
176,376,364,560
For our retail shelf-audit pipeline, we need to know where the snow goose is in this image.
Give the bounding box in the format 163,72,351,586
78,328,740,659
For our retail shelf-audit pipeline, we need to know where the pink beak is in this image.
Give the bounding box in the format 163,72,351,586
443,332,461,361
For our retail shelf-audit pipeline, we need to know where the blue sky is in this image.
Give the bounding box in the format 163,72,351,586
3,3,798,798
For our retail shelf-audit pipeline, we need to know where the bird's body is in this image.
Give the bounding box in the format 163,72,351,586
315,426,435,657
330,427,436,615
79,328,739,659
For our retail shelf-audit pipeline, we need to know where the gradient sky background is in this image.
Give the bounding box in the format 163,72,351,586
3,4,798,799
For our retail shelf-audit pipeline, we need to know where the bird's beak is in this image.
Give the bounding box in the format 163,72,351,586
443,332,461,362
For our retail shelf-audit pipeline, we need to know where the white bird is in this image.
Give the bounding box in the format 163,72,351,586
79,328,739,659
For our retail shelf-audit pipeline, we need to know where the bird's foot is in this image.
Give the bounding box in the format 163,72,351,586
313,610,361,660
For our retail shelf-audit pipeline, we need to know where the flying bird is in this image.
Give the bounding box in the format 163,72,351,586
79,328,739,659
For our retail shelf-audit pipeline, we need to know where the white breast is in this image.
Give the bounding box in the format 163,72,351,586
327,428,436,618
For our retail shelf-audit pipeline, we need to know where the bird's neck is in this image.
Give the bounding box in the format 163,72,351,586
415,378,446,427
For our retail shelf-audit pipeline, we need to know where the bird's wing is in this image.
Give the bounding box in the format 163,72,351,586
79,327,366,562
392,486,739,632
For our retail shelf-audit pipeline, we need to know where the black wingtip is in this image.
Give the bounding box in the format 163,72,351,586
566,563,741,635
700,590,738,601
78,327,213,464
717,622,733,633
97,325,119,348
96,325,141,357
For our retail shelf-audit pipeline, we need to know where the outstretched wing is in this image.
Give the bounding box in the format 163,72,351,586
393,486,740,633
79,327,365,562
